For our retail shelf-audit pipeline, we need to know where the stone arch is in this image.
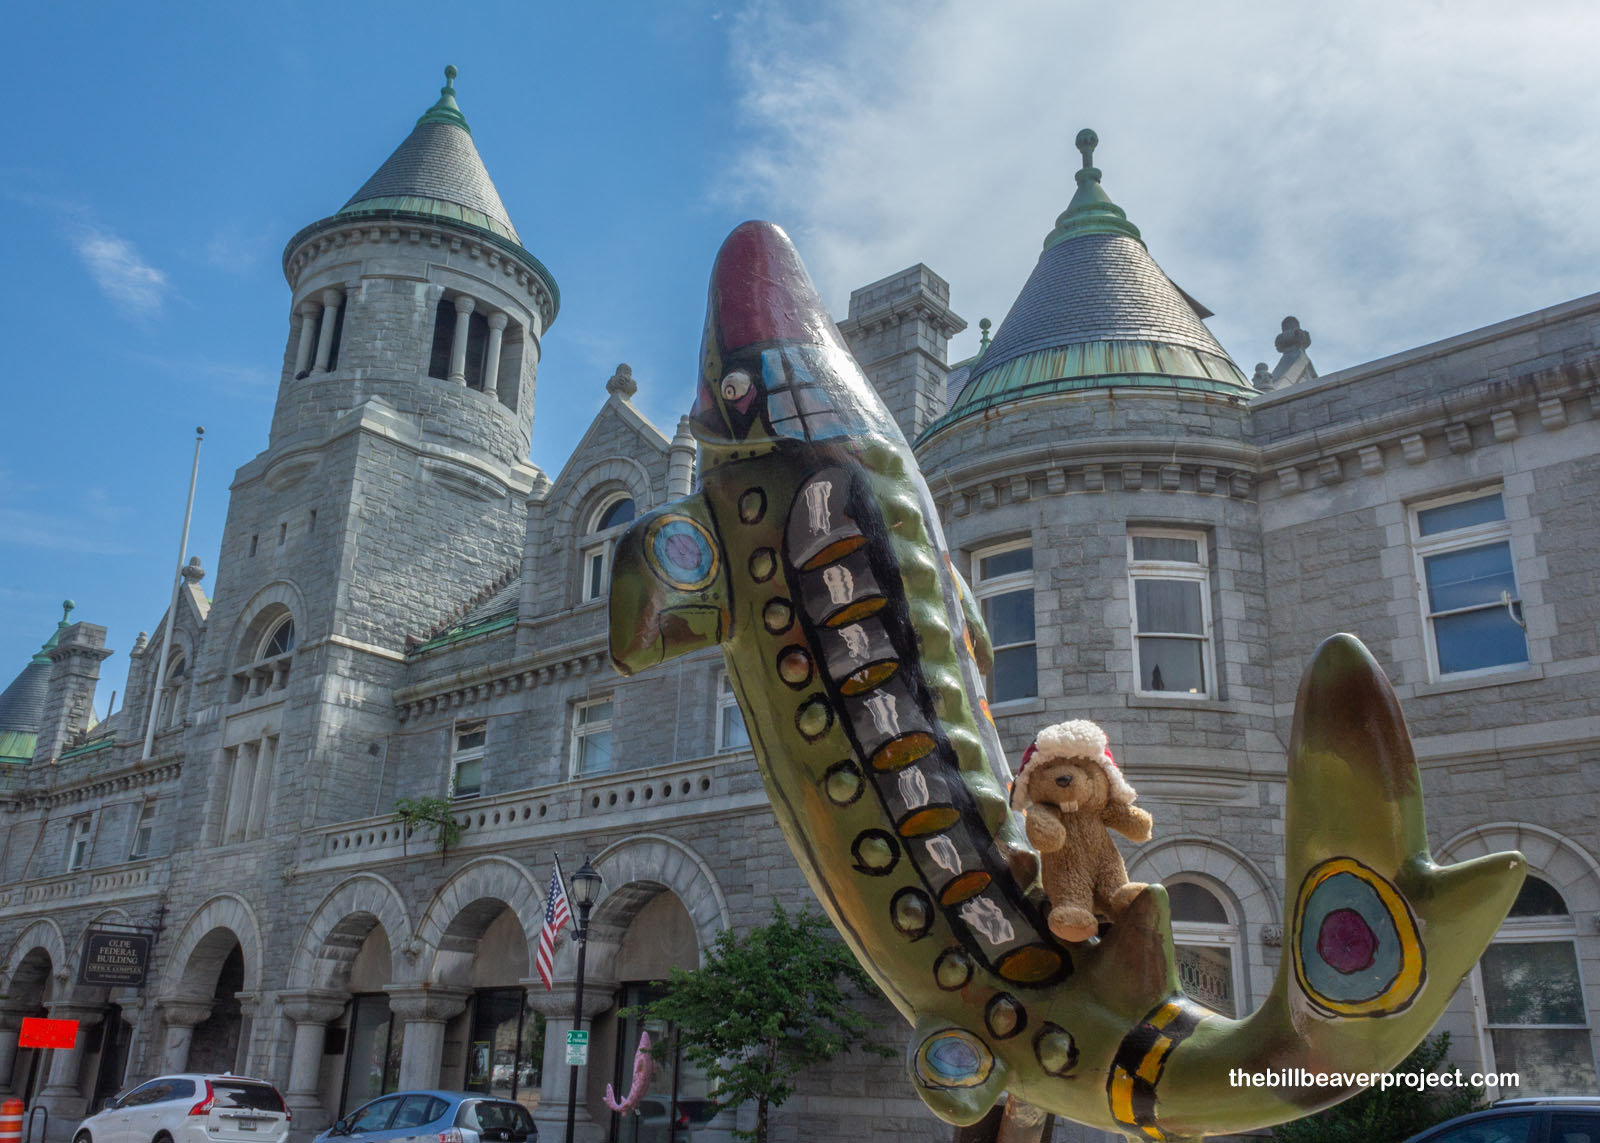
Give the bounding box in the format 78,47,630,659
1129,835,1279,1010
228,581,307,669
2,919,68,1006
159,894,264,999
578,834,731,984
415,856,544,987
1438,822,1600,915
287,873,413,992
554,457,655,532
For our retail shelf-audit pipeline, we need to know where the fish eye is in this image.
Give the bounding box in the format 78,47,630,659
721,370,752,401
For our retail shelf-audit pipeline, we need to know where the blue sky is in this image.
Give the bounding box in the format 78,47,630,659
5,1,1599,707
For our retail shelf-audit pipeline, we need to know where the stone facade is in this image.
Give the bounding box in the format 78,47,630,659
2,85,1598,1143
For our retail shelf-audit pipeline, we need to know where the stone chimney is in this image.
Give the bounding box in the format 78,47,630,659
32,607,113,764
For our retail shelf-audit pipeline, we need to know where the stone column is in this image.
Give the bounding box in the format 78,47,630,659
293,300,321,378
524,980,615,1143
157,998,214,1073
313,288,344,373
447,296,476,384
281,991,346,1129
0,1009,26,1097
482,312,508,397
384,986,470,1091
37,1002,105,1120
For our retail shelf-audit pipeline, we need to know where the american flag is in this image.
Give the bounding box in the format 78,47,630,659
535,858,572,990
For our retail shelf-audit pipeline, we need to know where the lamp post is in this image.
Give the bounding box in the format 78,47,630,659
565,856,603,1143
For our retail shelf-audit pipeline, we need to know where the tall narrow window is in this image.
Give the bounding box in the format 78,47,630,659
581,496,637,604
1474,875,1597,1094
1168,879,1243,1018
716,673,750,753
452,721,487,799
972,541,1036,703
157,652,187,728
1128,529,1213,697
1409,489,1528,679
130,801,156,859
572,697,614,776
463,310,490,389
428,299,455,380
67,815,94,872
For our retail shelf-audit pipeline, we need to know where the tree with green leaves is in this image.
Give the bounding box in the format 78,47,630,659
1270,1033,1487,1143
626,900,895,1143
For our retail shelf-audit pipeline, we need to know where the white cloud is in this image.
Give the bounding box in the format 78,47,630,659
75,228,169,318
723,0,1600,374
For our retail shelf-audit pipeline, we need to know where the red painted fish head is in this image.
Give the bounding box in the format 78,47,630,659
691,220,898,452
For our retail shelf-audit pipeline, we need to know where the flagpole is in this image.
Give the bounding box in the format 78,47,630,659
142,427,204,762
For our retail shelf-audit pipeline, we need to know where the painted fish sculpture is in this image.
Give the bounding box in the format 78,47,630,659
608,220,1527,1140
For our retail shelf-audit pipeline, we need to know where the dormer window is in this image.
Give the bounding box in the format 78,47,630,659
581,495,637,603
156,652,187,729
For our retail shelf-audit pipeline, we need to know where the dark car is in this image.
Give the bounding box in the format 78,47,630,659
314,1092,535,1143
1402,1097,1600,1143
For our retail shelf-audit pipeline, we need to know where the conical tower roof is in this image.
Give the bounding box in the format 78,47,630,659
928,130,1250,437
284,66,558,325
338,65,521,242
0,600,73,764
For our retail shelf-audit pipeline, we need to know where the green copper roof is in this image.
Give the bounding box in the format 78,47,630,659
0,600,75,761
923,129,1250,440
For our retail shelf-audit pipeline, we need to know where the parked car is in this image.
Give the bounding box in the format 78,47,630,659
315,1092,536,1143
1402,1097,1600,1143
74,1074,290,1143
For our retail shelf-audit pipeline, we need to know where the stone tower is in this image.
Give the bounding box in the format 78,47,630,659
183,66,559,833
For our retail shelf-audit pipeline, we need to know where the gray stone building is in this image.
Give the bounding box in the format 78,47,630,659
1,75,1596,1143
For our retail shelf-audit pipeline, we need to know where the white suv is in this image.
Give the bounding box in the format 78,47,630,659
75,1074,290,1143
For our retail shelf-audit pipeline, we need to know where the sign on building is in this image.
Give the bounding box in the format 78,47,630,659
19,1018,77,1049
565,1029,589,1066
78,929,153,988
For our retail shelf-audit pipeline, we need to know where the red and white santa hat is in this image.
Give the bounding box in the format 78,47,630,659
1010,719,1136,809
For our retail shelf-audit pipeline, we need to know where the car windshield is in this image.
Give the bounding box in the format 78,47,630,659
212,1083,285,1112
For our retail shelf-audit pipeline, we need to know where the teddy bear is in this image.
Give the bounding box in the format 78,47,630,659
1011,719,1153,942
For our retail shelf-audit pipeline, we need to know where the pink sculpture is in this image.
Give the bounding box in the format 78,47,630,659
604,1030,655,1114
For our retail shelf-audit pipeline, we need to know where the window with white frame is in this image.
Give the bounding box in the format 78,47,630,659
67,815,94,872
1168,879,1244,1018
572,697,615,775
1128,529,1214,697
717,672,750,752
1409,489,1529,679
580,495,637,603
451,720,487,799
971,541,1036,703
1473,875,1597,1095
129,801,156,859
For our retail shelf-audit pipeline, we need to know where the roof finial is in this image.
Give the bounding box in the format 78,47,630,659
1075,128,1098,171
416,64,472,135
61,600,75,623
978,318,992,353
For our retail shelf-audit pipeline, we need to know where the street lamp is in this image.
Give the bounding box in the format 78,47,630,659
565,856,603,1143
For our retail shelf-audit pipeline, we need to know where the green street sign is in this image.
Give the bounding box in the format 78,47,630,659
565,1029,589,1065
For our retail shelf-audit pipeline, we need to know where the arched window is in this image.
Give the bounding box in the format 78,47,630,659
231,610,296,702
157,652,187,728
1474,875,1598,1094
580,495,637,603
260,616,295,659
1168,878,1244,1017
